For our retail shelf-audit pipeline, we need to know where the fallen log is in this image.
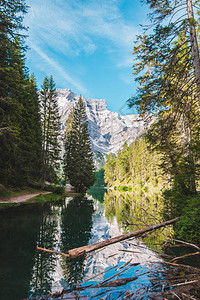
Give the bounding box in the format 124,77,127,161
37,217,178,258
36,247,71,257
66,217,178,258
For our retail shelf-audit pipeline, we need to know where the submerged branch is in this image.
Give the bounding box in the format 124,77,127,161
170,251,200,263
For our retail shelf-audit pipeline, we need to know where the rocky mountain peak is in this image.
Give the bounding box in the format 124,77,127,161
57,89,144,155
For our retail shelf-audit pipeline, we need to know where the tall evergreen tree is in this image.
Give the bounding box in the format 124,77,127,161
9,39,42,186
18,74,42,184
40,76,61,187
128,0,200,193
0,0,28,185
104,153,116,186
63,96,95,192
104,138,165,189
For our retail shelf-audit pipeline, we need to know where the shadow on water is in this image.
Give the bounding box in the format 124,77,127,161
0,195,94,300
1,189,200,299
29,195,94,297
60,195,94,287
0,203,47,300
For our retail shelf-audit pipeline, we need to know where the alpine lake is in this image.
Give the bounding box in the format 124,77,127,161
0,187,200,300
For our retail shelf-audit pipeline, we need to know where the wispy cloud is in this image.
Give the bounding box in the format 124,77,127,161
32,45,88,94
25,0,140,65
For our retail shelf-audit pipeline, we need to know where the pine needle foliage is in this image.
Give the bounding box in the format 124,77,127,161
128,0,200,194
0,0,43,186
104,138,166,189
40,76,61,187
63,96,95,192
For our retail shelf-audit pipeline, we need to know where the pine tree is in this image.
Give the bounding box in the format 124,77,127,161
115,142,131,184
104,138,166,189
40,76,61,188
63,96,95,192
1,36,43,187
0,0,28,185
128,0,200,193
104,153,116,186
21,74,42,183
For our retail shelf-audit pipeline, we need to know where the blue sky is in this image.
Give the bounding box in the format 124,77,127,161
24,0,148,114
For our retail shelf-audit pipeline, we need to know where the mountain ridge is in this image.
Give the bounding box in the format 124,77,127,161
57,88,144,155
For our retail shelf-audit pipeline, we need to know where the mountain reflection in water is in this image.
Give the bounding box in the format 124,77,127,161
0,191,184,299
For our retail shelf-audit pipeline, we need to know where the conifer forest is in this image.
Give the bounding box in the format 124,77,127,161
1,0,200,299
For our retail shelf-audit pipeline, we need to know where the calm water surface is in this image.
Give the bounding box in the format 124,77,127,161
0,191,198,299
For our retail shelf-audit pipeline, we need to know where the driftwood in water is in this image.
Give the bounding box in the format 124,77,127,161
36,247,70,257
66,217,178,258
96,276,139,287
37,217,178,258
173,239,200,251
170,251,200,263
150,260,200,273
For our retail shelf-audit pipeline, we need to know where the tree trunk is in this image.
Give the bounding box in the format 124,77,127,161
66,217,178,258
41,95,47,189
42,100,52,188
37,217,178,258
186,109,196,193
187,0,200,104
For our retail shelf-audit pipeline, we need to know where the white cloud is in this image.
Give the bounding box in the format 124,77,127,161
24,0,139,62
32,45,88,94
22,0,147,102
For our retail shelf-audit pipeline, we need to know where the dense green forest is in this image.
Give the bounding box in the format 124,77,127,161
0,1,62,188
128,0,200,195
104,0,200,244
0,1,95,191
0,0,41,187
105,0,200,195
104,138,167,192
2,0,200,199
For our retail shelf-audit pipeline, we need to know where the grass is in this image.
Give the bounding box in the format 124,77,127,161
0,191,82,210
0,193,66,210
0,187,42,198
0,185,85,211
26,193,65,203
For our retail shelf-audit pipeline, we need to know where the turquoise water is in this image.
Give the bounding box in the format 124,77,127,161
0,193,198,299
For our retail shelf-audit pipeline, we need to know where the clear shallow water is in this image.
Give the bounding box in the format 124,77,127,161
0,193,197,299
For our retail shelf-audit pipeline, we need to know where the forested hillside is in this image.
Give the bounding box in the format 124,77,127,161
0,1,42,186
104,0,200,246
104,138,167,191
0,1,61,188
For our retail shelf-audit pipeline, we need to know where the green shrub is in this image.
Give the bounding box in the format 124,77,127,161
163,190,200,243
44,184,65,194
176,206,200,243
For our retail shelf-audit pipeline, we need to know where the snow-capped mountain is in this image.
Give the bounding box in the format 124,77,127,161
57,89,144,154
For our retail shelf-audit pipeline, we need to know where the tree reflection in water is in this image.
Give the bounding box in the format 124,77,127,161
0,204,42,300
103,190,173,251
29,202,63,296
29,196,94,296
61,196,94,287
